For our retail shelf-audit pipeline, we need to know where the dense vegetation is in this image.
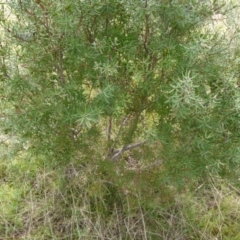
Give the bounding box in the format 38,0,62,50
0,0,240,239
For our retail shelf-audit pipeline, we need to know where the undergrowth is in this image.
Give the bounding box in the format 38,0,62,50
0,150,240,240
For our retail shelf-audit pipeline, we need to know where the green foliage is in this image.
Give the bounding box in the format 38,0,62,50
1,0,239,181
1,0,240,237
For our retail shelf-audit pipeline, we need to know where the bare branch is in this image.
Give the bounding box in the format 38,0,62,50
107,117,112,142
114,114,130,144
55,51,66,84
228,183,240,196
111,140,147,161
112,140,147,155
112,145,127,162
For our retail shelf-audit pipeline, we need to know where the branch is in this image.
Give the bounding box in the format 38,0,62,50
228,183,240,196
111,140,147,161
112,145,127,162
55,51,66,84
112,140,147,154
143,0,149,54
114,114,130,145
107,117,112,142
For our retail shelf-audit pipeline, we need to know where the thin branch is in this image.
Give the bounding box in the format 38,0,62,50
143,1,149,54
54,48,66,85
112,140,147,155
0,135,14,144
111,140,147,161
113,114,130,146
107,117,112,142
112,145,127,162
228,183,240,196
35,0,50,32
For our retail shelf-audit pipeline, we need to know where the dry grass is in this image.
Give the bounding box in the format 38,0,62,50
0,153,240,240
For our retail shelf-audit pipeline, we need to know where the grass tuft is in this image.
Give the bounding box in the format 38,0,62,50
0,153,240,239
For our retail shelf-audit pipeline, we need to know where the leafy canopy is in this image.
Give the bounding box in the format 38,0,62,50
0,0,240,182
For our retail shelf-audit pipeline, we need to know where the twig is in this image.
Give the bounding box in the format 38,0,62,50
139,159,163,171
56,51,66,84
228,183,240,196
137,195,148,240
107,117,112,142
127,160,164,172
194,183,204,192
0,135,14,143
